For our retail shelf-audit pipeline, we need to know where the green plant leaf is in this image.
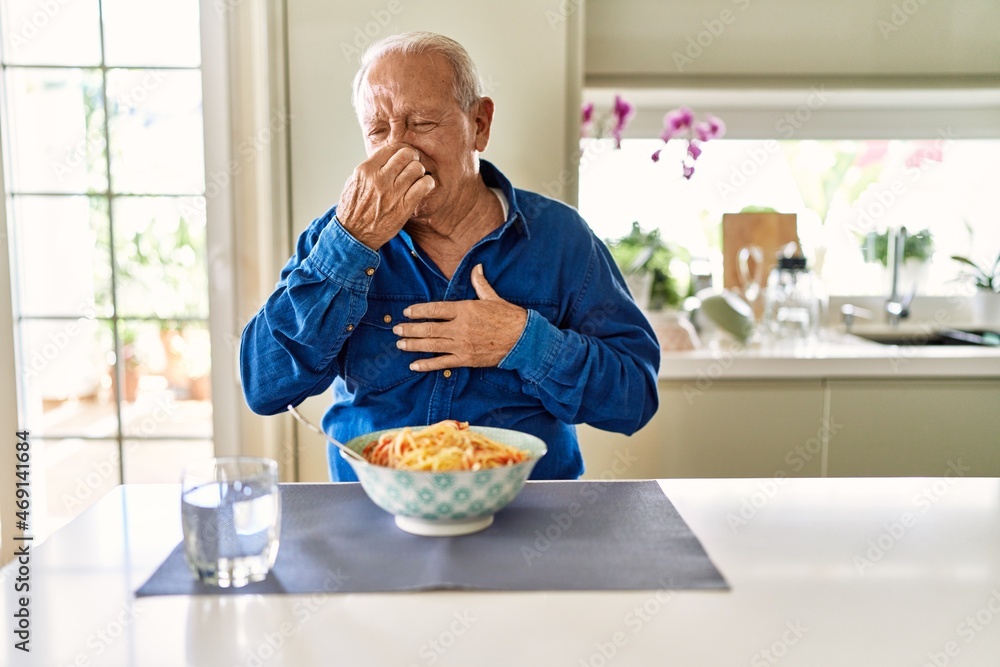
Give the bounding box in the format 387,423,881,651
950,255,984,271
606,222,682,309
864,229,934,267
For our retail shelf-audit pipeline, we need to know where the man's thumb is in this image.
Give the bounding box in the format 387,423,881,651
471,263,498,300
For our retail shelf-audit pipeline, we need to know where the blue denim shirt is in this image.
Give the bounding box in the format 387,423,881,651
240,160,660,481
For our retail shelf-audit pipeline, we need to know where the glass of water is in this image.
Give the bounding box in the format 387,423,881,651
181,457,281,588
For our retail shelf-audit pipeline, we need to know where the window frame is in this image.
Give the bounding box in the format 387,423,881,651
0,0,247,552
585,85,1000,142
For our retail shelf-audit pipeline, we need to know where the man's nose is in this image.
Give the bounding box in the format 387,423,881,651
387,123,415,146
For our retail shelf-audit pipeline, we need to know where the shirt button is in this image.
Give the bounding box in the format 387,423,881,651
346,324,354,331
365,267,375,276
382,314,392,324
410,250,417,257
442,369,452,379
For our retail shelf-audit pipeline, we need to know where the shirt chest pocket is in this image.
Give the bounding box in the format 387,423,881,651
344,298,422,391
478,299,560,395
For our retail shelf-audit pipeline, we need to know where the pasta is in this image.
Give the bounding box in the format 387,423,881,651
361,420,530,471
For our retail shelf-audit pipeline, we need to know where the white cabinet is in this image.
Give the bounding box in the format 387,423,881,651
579,380,826,479
825,379,1000,477
578,377,1000,479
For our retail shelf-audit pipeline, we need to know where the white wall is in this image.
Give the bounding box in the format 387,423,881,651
583,0,1000,140
286,0,583,223
284,0,583,480
586,0,1000,82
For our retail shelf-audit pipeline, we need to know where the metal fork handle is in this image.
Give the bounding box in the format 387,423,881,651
286,404,368,463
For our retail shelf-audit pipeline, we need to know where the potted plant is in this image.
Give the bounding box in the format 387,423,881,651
950,251,1000,326
606,222,685,311
117,212,211,400
113,323,144,403
864,228,935,267
862,228,934,295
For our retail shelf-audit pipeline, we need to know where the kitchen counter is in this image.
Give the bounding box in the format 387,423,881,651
659,329,1000,380
5,478,1000,666
657,294,1000,380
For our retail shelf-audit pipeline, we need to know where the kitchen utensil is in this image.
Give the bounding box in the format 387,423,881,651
698,290,755,342
722,212,798,314
737,244,765,306
762,245,824,341
287,404,368,463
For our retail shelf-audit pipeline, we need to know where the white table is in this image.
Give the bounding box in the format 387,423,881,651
3,478,1000,666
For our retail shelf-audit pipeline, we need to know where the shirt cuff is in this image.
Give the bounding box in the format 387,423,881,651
498,309,562,384
306,215,381,291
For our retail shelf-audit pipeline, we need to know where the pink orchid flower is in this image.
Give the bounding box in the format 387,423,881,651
580,102,595,140
660,107,694,140
694,115,726,142
652,107,725,180
687,140,703,161
611,95,635,148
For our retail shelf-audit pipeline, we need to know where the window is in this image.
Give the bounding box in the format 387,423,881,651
579,88,1000,300
1,0,212,540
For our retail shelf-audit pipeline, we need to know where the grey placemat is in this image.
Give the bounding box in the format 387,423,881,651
136,480,728,596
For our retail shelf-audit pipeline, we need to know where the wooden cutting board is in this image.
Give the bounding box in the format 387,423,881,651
722,212,799,316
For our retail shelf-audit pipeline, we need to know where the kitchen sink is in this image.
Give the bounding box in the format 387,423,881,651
852,328,1000,346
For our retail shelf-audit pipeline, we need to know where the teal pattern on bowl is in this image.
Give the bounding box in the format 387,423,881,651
340,426,547,525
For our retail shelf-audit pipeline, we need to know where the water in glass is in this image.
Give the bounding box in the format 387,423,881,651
181,458,280,588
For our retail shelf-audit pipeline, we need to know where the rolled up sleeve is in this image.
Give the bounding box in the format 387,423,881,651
240,211,378,415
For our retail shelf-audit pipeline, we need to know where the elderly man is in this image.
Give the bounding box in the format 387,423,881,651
240,32,659,481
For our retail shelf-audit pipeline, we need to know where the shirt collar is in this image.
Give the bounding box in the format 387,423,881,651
398,159,531,254
479,159,530,238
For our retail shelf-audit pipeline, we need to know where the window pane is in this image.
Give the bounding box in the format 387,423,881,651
13,195,111,318
579,138,1000,297
123,439,212,484
113,196,208,318
37,438,119,540
4,67,106,193
101,0,200,67
0,0,101,66
107,69,204,194
119,320,212,437
20,317,117,439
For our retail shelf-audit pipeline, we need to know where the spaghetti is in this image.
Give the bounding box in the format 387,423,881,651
361,420,531,472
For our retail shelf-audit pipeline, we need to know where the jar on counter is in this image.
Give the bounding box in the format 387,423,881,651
762,255,825,341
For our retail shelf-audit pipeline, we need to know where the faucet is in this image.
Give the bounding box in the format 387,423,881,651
841,303,873,333
885,226,914,327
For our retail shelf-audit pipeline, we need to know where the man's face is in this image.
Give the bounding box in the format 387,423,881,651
358,51,492,223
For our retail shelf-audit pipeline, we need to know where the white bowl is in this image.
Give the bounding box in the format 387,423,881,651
341,426,547,536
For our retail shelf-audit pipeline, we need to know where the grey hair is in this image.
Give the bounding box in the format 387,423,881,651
351,31,483,116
